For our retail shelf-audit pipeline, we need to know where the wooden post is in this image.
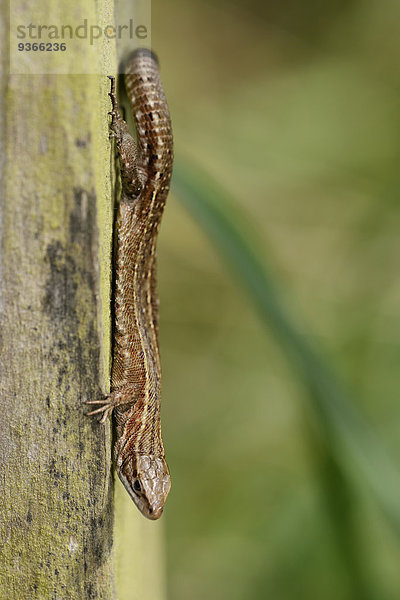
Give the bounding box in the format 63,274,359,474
0,2,167,598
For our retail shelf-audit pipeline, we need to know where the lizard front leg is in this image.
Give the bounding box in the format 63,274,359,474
85,383,139,423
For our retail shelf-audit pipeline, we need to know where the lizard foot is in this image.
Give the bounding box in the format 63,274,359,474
86,384,139,424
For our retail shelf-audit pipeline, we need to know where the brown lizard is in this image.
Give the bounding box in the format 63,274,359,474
87,49,173,520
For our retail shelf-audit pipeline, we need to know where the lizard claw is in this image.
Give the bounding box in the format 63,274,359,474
85,399,114,423
86,384,140,423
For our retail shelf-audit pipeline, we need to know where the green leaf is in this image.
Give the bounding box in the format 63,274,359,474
173,156,400,537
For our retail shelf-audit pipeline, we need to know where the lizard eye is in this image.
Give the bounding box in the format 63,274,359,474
133,479,142,493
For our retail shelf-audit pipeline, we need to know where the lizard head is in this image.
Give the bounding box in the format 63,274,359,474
117,453,171,520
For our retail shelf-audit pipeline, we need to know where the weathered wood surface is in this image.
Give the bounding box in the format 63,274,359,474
0,55,115,600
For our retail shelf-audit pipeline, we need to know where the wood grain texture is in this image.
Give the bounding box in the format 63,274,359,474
0,68,114,600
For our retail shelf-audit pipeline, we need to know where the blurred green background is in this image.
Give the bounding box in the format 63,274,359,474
149,1,400,598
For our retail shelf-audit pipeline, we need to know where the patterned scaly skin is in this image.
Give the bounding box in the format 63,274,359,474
87,49,173,520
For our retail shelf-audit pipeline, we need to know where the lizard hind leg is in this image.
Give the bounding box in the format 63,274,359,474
108,76,128,139
107,75,144,198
